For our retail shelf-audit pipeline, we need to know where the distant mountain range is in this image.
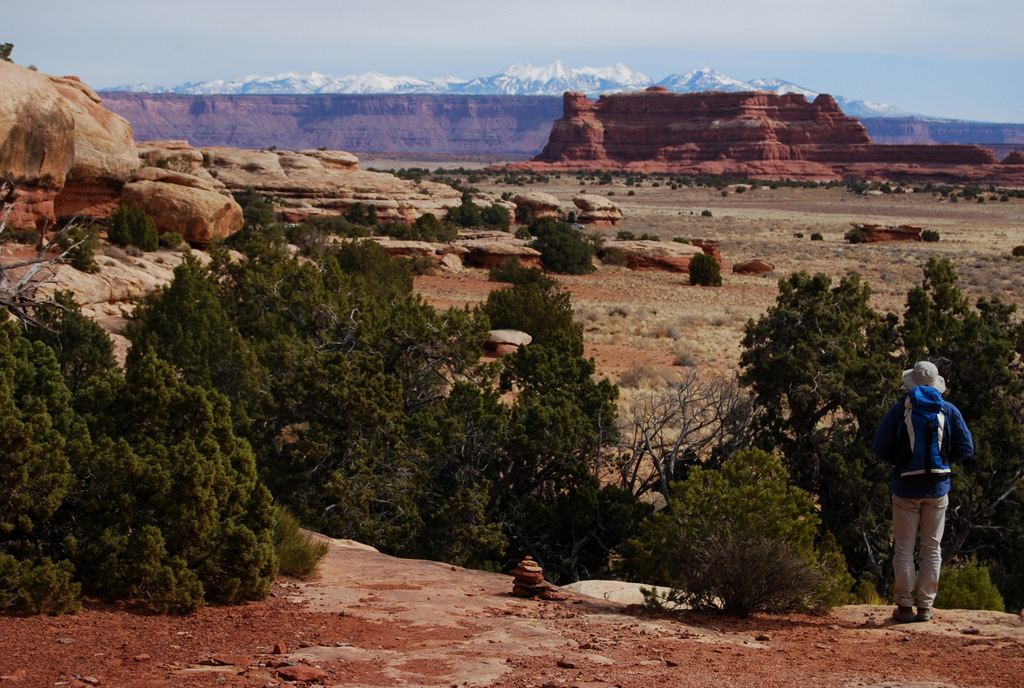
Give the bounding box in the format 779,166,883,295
103,62,912,120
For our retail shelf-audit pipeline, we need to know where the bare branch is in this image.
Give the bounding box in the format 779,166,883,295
0,177,86,328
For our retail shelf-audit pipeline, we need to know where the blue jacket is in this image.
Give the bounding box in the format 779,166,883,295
872,394,973,499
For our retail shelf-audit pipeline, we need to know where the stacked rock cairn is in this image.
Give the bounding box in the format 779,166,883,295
510,556,572,600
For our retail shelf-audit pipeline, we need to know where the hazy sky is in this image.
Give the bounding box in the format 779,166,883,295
7,0,1024,122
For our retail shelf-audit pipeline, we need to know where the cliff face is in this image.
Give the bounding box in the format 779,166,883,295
100,93,564,156
861,117,1024,145
99,92,1024,164
516,88,1024,183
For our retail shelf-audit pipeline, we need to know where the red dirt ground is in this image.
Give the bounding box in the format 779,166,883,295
3,539,1022,688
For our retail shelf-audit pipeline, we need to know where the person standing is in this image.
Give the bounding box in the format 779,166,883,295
872,361,973,623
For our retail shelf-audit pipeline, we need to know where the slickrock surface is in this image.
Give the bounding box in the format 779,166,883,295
2,537,1022,687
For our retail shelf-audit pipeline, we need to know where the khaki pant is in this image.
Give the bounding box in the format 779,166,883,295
892,494,948,609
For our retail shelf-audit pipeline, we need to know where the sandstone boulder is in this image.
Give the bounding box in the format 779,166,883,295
605,240,702,272
485,329,532,356
121,167,243,244
510,192,562,223
573,194,622,226
201,147,462,223
732,259,776,275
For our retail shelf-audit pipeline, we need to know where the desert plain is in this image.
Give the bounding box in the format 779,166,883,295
392,161,1024,386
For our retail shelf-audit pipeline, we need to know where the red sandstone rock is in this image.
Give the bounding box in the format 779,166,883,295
732,260,776,275
852,223,922,243
604,240,702,272
277,664,327,682
1001,151,1024,165
690,239,724,267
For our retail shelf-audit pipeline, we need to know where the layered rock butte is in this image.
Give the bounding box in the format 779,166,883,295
508,88,1024,184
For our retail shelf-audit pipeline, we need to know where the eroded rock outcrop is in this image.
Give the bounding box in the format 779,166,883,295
506,88,1024,184
47,76,139,220
199,146,463,223
1,61,134,228
573,194,622,226
0,64,242,243
604,240,703,272
459,233,542,269
509,192,561,223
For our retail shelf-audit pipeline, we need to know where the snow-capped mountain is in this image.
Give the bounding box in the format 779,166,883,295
454,61,652,96
104,62,910,117
109,70,467,95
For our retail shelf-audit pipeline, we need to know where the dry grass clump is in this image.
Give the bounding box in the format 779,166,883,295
617,361,676,390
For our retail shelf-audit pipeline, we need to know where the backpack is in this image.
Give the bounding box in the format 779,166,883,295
895,385,951,484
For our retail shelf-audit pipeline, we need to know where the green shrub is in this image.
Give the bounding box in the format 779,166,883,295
672,237,690,244
794,232,805,238
159,231,186,250
58,226,100,273
921,229,941,243
935,558,1005,611
616,230,637,241
345,202,378,227
489,258,559,291
689,253,722,287
701,210,713,217
810,232,823,241
1012,245,1024,257
528,218,596,275
623,448,853,617
481,280,582,351
273,505,330,579
0,554,81,614
107,203,159,251
845,227,867,244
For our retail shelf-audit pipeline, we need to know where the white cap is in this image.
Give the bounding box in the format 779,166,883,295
903,361,946,394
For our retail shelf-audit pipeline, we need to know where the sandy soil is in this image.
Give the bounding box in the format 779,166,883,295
3,539,1022,687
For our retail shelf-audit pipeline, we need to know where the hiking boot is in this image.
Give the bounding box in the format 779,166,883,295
892,605,916,623
916,606,934,622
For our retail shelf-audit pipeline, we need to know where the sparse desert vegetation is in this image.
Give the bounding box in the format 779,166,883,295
398,165,1024,377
